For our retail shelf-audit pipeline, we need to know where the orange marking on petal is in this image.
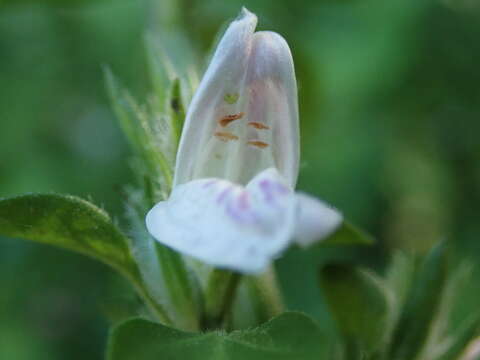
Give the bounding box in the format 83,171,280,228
247,140,269,149
214,131,239,142
248,122,270,130
219,112,244,127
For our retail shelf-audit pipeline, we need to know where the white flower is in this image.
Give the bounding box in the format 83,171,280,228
146,8,342,274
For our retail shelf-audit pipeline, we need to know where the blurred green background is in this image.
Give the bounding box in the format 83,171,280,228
1,0,479,358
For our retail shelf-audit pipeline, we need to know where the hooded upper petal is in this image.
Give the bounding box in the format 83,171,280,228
173,9,299,188
146,168,296,273
244,31,299,188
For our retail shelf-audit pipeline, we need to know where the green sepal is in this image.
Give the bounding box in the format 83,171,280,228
319,221,374,247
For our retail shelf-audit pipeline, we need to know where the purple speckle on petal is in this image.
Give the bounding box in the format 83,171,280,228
223,191,257,224
259,179,289,204
217,186,233,204
225,201,258,224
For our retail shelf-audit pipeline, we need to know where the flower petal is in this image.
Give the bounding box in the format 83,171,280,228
147,168,296,273
173,8,258,186
173,10,299,188
244,31,299,188
293,192,343,247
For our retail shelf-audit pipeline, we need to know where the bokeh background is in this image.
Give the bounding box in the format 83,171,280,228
1,0,479,358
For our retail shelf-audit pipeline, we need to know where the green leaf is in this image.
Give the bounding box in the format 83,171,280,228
385,251,417,311
0,193,173,325
104,67,144,155
319,221,374,247
424,263,469,355
0,193,135,275
417,261,479,360
319,264,394,356
145,33,174,111
388,242,448,360
436,314,480,360
107,312,330,360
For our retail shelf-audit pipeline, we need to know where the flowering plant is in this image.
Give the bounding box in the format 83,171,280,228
0,7,478,360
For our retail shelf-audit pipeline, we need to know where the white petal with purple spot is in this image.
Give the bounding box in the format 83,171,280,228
146,168,296,273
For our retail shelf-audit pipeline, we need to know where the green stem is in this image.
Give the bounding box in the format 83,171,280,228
203,269,241,330
253,266,285,319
